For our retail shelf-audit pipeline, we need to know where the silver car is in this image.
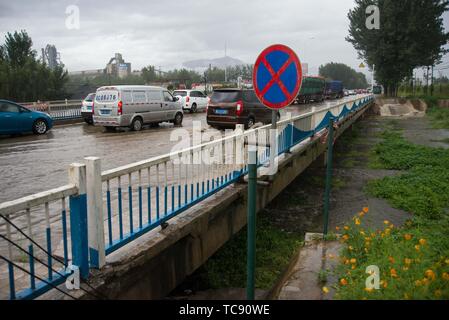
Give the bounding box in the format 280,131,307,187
93,85,184,131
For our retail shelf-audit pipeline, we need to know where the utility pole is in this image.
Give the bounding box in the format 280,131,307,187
371,64,375,92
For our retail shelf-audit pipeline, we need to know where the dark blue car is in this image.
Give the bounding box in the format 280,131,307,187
0,99,53,135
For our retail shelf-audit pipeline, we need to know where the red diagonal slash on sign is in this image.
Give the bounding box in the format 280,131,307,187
259,56,295,101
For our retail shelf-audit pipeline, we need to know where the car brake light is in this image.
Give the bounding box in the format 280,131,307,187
236,100,244,116
118,101,123,115
186,96,190,104
92,102,94,114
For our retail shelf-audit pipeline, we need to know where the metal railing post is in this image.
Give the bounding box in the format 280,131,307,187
68,163,89,279
85,157,106,269
323,117,334,237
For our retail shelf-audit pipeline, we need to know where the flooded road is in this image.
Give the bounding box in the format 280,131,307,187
0,97,358,203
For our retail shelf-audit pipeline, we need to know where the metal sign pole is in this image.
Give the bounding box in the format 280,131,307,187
246,148,257,300
250,44,303,301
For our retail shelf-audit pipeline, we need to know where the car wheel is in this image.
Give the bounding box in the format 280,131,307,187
174,112,183,126
105,127,116,132
33,119,48,134
191,103,197,113
245,117,255,130
131,117,143,131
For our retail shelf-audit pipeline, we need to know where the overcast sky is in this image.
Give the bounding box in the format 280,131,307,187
1,0,448,79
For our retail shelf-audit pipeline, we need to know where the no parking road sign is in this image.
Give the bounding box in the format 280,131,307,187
253,44,303,109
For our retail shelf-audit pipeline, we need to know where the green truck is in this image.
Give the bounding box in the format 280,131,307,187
295,76,326,104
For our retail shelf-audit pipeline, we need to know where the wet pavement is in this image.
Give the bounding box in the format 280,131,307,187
0,97,360,203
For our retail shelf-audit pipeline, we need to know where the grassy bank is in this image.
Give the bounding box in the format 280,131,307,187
335,130,449,300
198,212,303,290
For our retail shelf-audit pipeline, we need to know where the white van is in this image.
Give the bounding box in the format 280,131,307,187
93,85,184,131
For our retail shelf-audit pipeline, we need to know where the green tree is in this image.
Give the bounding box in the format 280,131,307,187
319,62,368,89
142,65,157,83
347,0,449,96
0,30,69,101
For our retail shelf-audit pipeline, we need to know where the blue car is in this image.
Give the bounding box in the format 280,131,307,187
0,99,53,135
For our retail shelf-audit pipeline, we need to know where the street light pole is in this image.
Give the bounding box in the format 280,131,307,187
371,64,375,92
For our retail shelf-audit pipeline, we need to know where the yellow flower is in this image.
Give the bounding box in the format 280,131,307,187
344,259,350,265
422,278,430,285
415,245,421,252
364,248,369,253
335,226,340,231
344,226,350,231
360,231,366,236
385,228,391,235
384,220,390,225
340,278,348,286
403,267,409,271
442,272,449,281
404,234,412,241
351,265,356,270
359,212,365,218
322,287,330,294
419,239,427,246
364,287,374,293
382,280,388,289
390,268,398,278
425,270,436,281
342,234,349,241
355,218,361,226
348,246,354,251
363,207,369,213
350,258,357,264
445,259,449,265
415,280,422,287
388,256,395,264
404,258,412,265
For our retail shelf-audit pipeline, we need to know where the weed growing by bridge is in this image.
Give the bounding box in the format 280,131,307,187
335,131,449,300
198,213,303,291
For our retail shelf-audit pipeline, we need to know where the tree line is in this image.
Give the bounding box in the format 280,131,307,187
319,62,369,89
347,0,449,96
0,30,68,102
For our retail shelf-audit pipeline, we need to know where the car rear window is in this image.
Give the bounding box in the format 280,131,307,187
173,91,187,97
85,93,96,102
210,90,241,103
242,90,259,103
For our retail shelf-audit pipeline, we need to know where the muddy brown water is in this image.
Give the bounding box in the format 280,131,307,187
0,97,362,203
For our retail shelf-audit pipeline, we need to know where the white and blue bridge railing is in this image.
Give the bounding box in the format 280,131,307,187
24,100,83,121
0,164,89,300
0,95,374,299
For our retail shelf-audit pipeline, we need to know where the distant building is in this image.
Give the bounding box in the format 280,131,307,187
41,45,63,70
106,53,131,78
